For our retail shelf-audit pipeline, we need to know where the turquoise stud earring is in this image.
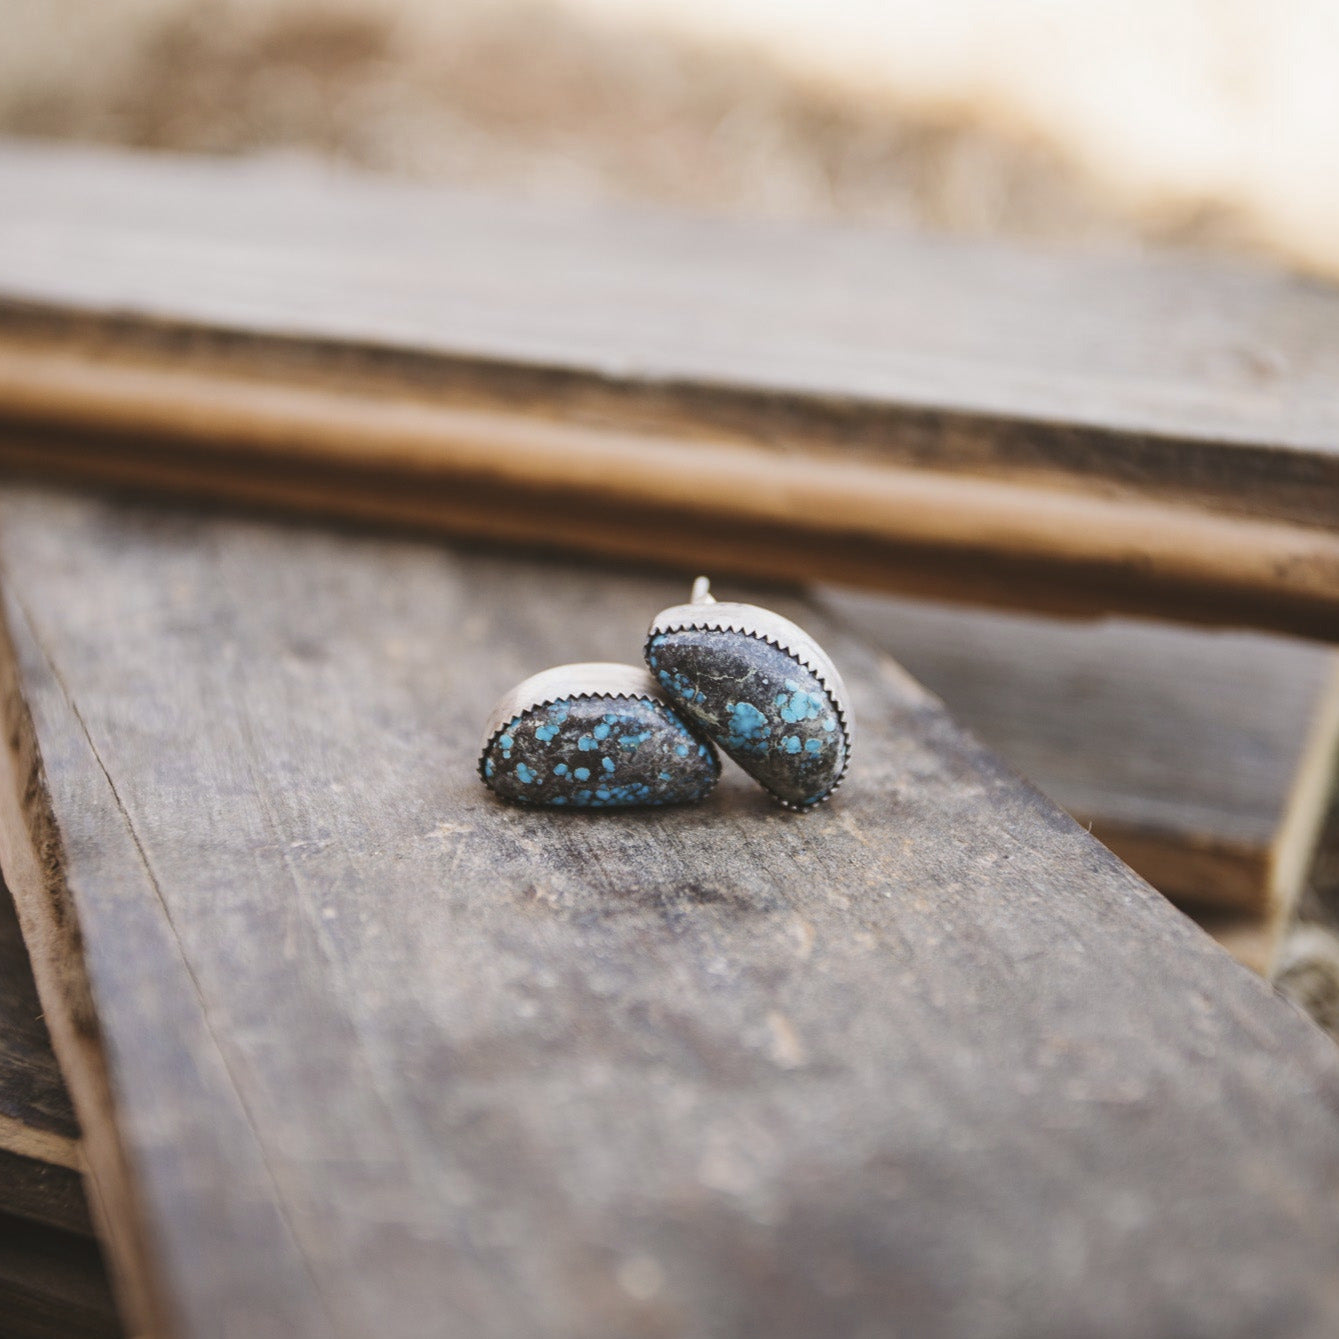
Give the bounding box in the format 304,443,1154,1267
478,663,719,808
644,579,853,809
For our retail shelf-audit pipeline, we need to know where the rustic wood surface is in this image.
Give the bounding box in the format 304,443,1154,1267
1,867,115,1328
2,485,1339,1339
824,590,1339,926
1273,750,1339,1036
3,141,1339,635
0,873,116,1331
0,867,90,1236
0,819,119,1335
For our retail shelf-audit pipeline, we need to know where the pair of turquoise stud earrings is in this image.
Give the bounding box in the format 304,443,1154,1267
478,579,854,811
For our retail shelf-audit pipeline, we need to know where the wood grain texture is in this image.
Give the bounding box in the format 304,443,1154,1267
3,486,1339,1339
0,869,91,1236
0,879,113,1328
3,140,1339,635
823,590,1339,926
0,873,80,1158
1273,748,1339,1035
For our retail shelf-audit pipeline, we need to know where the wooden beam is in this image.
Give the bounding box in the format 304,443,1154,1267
0,880,118,1333
0,874,88,1236
3,141,1339,636
3,484,1339,1338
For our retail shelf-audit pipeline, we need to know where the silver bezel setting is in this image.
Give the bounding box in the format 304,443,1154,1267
645,600,855,809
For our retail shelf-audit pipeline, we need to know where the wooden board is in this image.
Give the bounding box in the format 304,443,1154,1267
3,485,1339,1339
823,590,1339,927
0,879,117,1333
1273,753,1339,1035
0,870,90,1236
3,140,1339,637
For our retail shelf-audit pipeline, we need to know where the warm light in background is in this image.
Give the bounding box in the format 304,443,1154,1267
571,0,1339,269
3,0,1339,272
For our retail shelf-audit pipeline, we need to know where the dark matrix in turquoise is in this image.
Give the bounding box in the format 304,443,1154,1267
647,630,846,807
481,694,718,808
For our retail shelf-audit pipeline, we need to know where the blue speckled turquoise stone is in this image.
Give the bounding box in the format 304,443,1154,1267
646,630,846,807
481,694,718,808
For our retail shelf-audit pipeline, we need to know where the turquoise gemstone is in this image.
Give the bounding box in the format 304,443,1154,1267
481,694,718,808
647,629,846,807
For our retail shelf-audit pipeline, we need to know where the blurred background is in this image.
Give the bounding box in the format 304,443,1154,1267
5,0,1339,272
4,8,1339,1334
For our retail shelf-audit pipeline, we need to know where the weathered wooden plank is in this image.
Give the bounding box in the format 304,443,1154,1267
2,140,1339,636
0,869,80,1154
823,590,1339,926
1274,759,1339,1035
0,870,92,1237
3,484,1339,1339
0,872,116,1324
